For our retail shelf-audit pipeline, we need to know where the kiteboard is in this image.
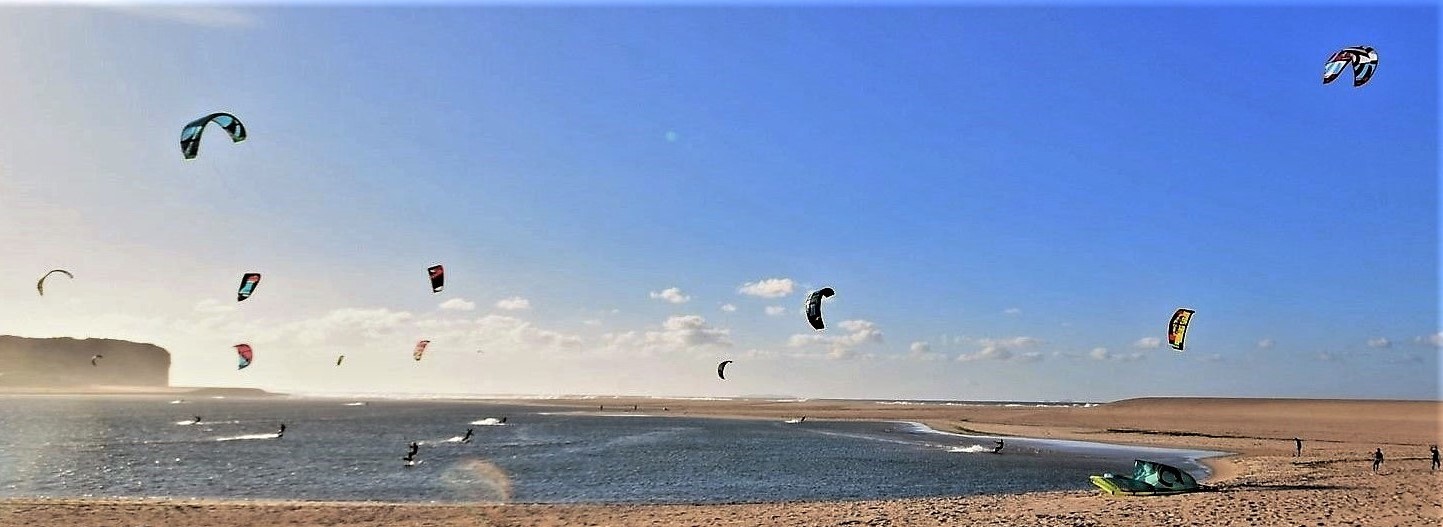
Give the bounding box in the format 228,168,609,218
403,459,423,467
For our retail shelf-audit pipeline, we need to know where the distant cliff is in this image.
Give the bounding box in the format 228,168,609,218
0,336,169,388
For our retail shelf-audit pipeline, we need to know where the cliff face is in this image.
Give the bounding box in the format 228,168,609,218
0,336,169,388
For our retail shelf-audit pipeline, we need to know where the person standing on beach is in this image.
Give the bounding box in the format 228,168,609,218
1294,437,1302,457
1430,445,1439,471
1371,448,1383,472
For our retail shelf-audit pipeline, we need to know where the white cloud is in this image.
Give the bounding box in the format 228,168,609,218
1257,338,1276,349
765,306,787,316
649,287,691,304
1002,308,1021,316
1015,352,1044,363
582,319,603,327
439,298,476,311
788,319,883,360
193,299,235,314
955,337,1043,362
1367,337,1391,349
266,308,415,346
469,314,583,351
494,296,531,311
907,341,945,361
737,278,796,298
1316,351,1341,362
1088,346,1145,362
1132,337,1161,349
600,315,731,356
720,304,737,312
1413,333,1442,348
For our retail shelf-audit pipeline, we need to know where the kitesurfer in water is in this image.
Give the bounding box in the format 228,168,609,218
1371,448,1384,472
404,442,419,462
461,428,474,444
192,416,202,425
992,439,1005,454
277,423,286,439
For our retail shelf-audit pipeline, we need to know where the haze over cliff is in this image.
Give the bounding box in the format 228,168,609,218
0,336,169,388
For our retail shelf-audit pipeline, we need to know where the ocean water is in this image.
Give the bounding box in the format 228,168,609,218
0,396,1221,504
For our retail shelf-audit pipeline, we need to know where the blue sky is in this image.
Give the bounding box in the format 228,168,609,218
0,2,1436,400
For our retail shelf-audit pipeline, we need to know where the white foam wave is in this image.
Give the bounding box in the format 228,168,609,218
945,445,992,453
343,402,367,406
215,433,280,442
470,418,507,426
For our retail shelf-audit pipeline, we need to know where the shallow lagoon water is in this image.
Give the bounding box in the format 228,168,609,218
0,396,1222,503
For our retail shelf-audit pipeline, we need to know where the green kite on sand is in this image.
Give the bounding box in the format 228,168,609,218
1090,460,1202,496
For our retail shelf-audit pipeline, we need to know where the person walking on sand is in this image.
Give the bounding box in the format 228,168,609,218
1430,445,1439,471
1371,448,1384,472
1294,437,1302,457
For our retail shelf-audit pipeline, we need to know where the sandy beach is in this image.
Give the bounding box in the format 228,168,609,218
2,397,1438,526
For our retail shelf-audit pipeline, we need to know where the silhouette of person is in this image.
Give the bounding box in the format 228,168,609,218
277,423,286,439
1294,437,1302,457
992,439,1005,454
1371,448,1384,472
461,428,474,443
405,441,419,461
1431,445,1439,471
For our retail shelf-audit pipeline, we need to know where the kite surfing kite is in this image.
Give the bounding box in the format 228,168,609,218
413,340,430,361
1090,460,1202,496
1168,308,1195,351
234,344,253,370
36,269,73,296
428,265,445,293
1323,46,1378,87
805,287,835,330
237,273,261,302
90,354,103,367
717,360,733,380
180,112,246,160
336,355,345,366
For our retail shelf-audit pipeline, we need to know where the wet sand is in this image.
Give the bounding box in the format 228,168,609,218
3,397,1439,526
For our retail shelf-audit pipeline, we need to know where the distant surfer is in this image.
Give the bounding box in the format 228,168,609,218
501,417,508,424
276,423,286,439
1431,445,1439,471
461,428,474,444
404,441,419,463
992,439,1005,454
1371,448,1383,472
192,416,202,425
1294,437,1302,457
